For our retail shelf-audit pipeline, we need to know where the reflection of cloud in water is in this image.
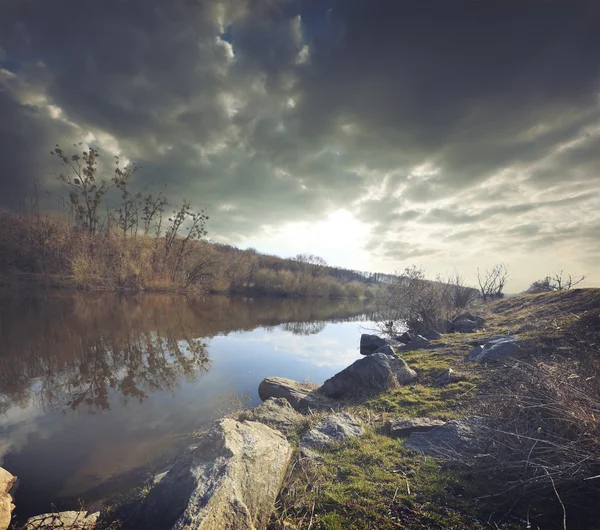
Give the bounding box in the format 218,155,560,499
0,293,373,517
212,320,373,368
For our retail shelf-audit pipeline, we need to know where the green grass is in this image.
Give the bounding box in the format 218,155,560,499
271,290,600,529
274,429,490,529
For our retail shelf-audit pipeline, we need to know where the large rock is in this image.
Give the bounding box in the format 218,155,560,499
319,352,417,399
373,343,405,356
395,332,432,349
386,417,446,438
404,335,430,350
405,416,485,460
300,413,363,451
240,398,302,437
258,377,314,410
468,336,518,363
419,328,442,341
0,467,16,530
123,418,292,530
25,511,99,529
451,313,485,333
395,331,416,344
359,334,389,355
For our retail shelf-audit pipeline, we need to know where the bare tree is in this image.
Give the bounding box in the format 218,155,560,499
112,157,142,235
51,143,110,235
526,270,588,293
550,270,587,291
378,265,454,336
442,271,478,308
477,264,509,302
294,254,328,278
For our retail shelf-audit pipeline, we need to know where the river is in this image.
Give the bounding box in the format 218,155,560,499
0,291,374,518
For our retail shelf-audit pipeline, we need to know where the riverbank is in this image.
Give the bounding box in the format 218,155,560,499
3,289,599,529
265,288,600,529
0,209,384,298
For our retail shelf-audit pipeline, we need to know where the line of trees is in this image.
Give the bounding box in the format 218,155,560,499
0,142,394,296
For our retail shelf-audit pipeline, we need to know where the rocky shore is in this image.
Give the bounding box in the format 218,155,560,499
0,309,523,530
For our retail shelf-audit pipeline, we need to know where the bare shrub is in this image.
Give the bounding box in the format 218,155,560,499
376,266,455,336
444,271,479,308
526,270,588,294
476,310,600,524
477,263,509,301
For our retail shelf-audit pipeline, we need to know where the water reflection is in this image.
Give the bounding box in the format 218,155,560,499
0,292,372,518
0,293,370,415
0,295,210,414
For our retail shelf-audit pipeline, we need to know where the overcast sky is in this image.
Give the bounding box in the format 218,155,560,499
1,0,599,290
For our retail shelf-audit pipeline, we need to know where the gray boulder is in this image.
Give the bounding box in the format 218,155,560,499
0,467,16,530
258,377,314,410
123,418,292,530
300,412,363,451
419,328,442,341
319,352,417,399
404,335,430,350
405,416,485,460
360,334,389,355
373,343,405,356
240,398,302,437
25,511,99,529
468,336,518,363
395,331,416,344
451,313,485,333
386,417,446,438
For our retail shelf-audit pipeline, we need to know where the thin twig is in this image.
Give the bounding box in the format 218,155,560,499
544,467,566,530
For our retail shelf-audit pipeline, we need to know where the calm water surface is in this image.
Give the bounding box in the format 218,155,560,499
0,292,374,518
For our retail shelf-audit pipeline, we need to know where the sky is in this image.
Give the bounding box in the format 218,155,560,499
1,0,599,291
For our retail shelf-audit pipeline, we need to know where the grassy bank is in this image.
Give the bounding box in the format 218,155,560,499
0,209,383,297
270,289,600,529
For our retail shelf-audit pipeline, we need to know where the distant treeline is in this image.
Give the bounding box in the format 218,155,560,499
0,207,391,298
0,142,395,297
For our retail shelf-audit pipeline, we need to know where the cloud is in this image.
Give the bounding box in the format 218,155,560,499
1,0,599,288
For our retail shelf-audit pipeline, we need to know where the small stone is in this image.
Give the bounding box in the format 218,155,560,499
386,417,446,438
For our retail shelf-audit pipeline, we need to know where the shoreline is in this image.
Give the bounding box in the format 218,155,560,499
2,289,599,529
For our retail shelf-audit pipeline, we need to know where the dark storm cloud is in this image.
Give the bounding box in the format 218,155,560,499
0,0,599,273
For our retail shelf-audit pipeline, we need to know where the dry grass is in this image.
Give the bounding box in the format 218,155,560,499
270,289,600,530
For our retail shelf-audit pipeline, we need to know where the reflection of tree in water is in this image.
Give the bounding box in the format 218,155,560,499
38,332,208,413
0,294,210,414
0,292,372,414
281,321,327,335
